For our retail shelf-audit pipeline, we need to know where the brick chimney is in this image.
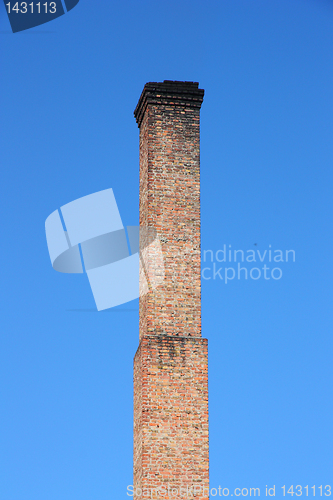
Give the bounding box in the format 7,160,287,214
133,81,209,500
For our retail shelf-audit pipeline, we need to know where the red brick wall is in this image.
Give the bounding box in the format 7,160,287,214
133,81,209,500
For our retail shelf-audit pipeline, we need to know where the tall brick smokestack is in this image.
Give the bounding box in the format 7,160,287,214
133,81,209,500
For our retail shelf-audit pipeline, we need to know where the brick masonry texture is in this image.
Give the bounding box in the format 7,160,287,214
133,81,209,499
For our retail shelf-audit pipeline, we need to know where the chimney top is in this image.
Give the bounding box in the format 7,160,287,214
134,80,204,127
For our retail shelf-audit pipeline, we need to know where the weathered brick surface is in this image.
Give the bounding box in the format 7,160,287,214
135,81,204,339
133,81,209,499
134,337,209,499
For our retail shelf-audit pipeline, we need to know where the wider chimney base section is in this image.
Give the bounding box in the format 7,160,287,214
134,335,209,500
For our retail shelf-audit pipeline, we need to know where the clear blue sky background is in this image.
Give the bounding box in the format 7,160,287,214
1,1,332,499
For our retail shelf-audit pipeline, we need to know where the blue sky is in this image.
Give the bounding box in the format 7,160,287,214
1,0,332,499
